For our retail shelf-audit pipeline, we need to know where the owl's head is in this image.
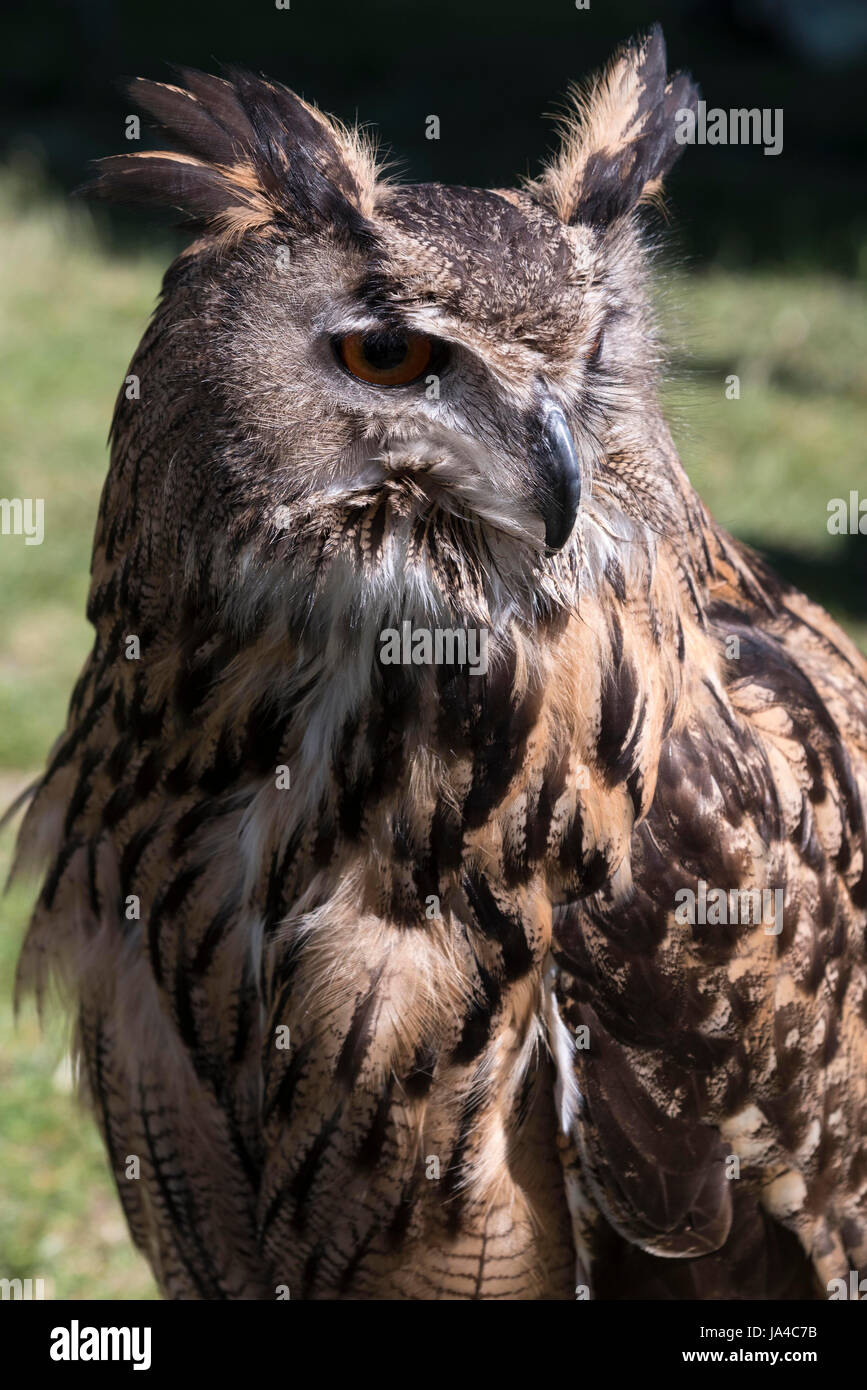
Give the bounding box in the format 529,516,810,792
90,27,698,632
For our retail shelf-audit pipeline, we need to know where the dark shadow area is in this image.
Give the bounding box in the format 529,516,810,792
2,0,867,272
745,533,867,627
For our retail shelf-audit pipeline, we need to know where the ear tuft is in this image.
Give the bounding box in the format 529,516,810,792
80,68,384,248
527,25,699,227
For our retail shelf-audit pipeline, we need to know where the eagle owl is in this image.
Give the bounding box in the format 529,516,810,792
12,27,867,1300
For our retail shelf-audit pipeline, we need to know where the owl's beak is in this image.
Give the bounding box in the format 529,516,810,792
530,404,581,553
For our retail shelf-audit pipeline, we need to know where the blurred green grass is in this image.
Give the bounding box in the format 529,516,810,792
0,166,865,1300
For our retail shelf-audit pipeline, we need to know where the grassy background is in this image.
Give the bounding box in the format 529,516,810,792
0,163,865,1300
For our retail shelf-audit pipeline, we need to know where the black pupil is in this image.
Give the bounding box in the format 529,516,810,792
361,332,409,370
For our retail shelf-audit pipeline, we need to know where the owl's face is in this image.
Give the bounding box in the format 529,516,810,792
211,186,601,554
94,36,696,627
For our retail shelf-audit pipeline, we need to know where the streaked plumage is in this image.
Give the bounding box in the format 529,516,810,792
12,27,867,1299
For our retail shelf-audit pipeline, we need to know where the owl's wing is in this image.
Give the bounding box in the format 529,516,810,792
550,579,867,1298
11,627,285,1298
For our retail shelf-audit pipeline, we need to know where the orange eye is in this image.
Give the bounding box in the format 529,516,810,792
336,329,435,386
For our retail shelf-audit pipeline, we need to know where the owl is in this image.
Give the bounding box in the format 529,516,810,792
11,26,867,1300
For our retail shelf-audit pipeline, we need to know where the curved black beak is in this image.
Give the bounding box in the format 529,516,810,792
529,404,582,553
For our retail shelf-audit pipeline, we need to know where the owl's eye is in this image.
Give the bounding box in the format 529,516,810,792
335,330,436,386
